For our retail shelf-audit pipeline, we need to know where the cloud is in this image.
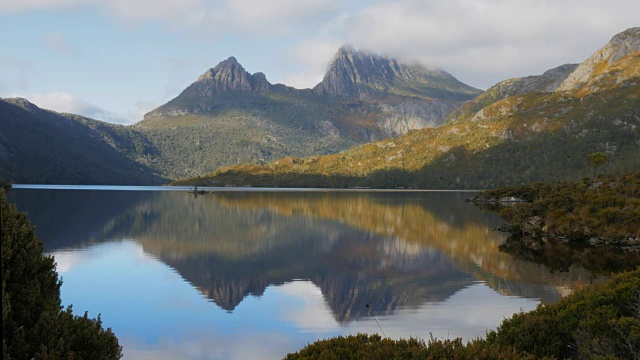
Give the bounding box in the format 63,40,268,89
43,32,75,55
1,0,337,35
222,0,336,34
105,0,206,27
0,0,91,13
281,38,343,89
130,100,162,122
341,0,640,88
28,91,134,124
276,280,338,331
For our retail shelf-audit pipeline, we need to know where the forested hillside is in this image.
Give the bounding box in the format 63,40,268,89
176,28,640,189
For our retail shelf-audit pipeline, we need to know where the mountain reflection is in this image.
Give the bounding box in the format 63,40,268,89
10,189,604,322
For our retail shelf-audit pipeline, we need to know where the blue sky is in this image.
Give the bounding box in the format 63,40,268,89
1,0,638,124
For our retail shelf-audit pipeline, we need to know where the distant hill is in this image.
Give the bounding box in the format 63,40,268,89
0,98,165,185
176,27,640,189
0,46,480,184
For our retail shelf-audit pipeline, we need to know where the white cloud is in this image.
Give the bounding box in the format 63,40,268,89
105,0,206,27
276,280,338,331
1,0,337,35
341,0,640,88
0,0,91,13
222,0,336,33
3,0,638,110
130,100,162,122
28,91,134,124
281,38,343,88
49,250,89,273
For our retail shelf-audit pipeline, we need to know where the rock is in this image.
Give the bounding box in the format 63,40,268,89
313,44,481,101
492,63,580,96
521,216,543,237
499,196,527,203
557,27,640,92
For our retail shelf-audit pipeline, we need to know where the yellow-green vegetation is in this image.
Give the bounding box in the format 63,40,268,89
175,71,640,188
474,172,640,247
1,190,122,359
286,269,640,359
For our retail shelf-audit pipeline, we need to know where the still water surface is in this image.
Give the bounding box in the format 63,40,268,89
8,187,604,359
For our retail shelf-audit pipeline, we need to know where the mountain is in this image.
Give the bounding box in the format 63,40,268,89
557,27,640,92
144,56,284,118
127,47,481,180
313,45,480,101
0,98,165,185
0,46,480,184
175,27,640,189
447,63,579,123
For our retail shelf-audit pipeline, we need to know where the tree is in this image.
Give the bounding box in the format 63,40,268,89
1,190,122,359
587,152,608,178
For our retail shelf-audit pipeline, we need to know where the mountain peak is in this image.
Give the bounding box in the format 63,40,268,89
557,27,640,92
313,45,481,101
194,56,259,92
144,57,274,119
2,97,42,113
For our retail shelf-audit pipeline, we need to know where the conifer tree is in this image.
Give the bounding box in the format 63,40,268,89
1,190,122,359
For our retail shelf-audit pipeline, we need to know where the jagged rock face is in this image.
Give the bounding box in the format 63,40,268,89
3,97,44,113
313,45,403,98
379,98,458,135
144,57,275,119
313,45,480,101
445,64,578,124
195,57,271,94
557,27,640,92
493,64,579,96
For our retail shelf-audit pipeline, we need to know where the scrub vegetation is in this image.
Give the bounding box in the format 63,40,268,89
1,190,122,359
473,172,640,247
286,269,640,359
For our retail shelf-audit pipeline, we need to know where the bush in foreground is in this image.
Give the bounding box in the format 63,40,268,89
2,190,122,359
286,269,639,359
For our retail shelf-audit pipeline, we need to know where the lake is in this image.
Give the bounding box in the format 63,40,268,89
7,186,605,359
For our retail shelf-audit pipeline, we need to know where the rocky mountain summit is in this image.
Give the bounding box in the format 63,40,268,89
557,27,640,92
143,45,481,129
495,64,580,95
123,45,484,180
447,63,579,123
145,57,290,118
313,45,480,101
195,56,271,93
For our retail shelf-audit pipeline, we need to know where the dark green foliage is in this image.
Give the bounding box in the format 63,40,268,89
475,172,640,245
287,270,640,360
588,152,609,178
284,333,533,360
499,238,640,274
0,98,165,185
1,190,122,359
488,269,640,359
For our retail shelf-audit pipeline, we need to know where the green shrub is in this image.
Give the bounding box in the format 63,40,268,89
286,270,639,359
1,190,122,359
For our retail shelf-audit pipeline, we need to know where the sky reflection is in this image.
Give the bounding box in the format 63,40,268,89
52,240,539,360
